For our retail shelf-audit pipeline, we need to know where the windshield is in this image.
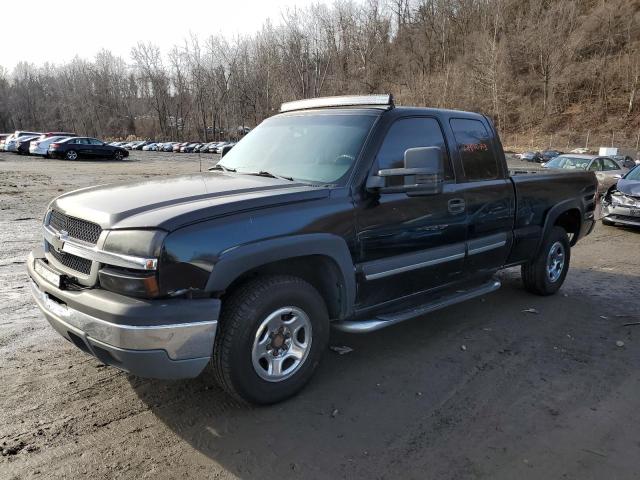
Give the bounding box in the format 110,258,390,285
625,165,640,181
545,155,591,170
216,113,377,184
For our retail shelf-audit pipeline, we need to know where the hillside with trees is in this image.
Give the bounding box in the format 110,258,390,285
1,0,639,150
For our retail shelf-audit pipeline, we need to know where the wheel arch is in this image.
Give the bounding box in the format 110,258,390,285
538,199,582,252
205,234,356,320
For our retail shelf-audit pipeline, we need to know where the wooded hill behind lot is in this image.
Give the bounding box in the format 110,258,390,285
1,0,639,146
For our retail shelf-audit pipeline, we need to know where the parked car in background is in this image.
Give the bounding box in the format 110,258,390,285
521,151,543,162
173,142,189,152
16,135,42,155
0,133,10,148
206,142,221,153
543,154,628,193
541,150,562,162
601,165,640,227
180,143,199,153
134,141,153,150
49,137,129,161
4,131,41,151
163,142,179,152
30,135,70,156
193,143,209,153
131,141,150,150
142,143,157,151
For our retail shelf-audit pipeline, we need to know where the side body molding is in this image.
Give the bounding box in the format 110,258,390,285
205,233,356,317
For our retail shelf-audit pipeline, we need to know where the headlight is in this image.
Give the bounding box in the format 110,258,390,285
102,229,166,258
99,230,167,298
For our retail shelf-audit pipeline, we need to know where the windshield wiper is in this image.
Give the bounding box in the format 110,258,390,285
210,163,236,172
248,171,295,182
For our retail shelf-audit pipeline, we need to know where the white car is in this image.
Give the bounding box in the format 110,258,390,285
4,131,41,152
29,135,69,156
142,143,158,151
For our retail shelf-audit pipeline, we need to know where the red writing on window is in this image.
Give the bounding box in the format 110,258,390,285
462,143,489,153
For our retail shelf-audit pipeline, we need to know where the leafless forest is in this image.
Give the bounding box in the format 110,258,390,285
1,0,639,145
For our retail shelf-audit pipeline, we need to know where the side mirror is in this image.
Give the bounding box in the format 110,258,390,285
366,147,444,196
221,145,234,158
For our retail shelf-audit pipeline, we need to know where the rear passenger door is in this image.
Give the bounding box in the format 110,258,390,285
449,118,515,278
74,138,92,157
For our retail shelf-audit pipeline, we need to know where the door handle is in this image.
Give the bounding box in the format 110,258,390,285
448,198,466,214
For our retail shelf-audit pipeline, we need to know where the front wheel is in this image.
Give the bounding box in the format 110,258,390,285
65,150,78,161
212,275,329,404
522,226,570,296
113,150,124,161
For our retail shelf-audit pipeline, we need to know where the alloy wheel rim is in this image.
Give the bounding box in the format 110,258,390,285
67,151,77,160
251,306,312,382
546,241,565,283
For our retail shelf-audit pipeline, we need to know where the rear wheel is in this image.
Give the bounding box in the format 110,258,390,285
522,226,570,296
212,275,329,404
65,150,78,161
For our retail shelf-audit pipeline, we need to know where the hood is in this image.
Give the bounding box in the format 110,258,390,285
52,172,329,231
616,178,640,197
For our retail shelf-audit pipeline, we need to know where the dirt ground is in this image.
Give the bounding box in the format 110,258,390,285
1,151,639,480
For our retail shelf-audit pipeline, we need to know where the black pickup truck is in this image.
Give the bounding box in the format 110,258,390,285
28,95,597,404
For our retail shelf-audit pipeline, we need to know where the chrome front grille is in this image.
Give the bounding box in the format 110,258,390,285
47,241,92,275
49,210,102,245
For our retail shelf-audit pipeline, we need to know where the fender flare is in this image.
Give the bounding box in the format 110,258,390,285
205,233,356,316
537,198,582,254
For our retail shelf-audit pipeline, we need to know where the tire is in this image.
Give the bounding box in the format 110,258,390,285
521,226,570,296
212,275,330,404
65,150,78,161
113,150,124,161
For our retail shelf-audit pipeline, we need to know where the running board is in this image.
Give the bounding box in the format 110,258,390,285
332,280,501,333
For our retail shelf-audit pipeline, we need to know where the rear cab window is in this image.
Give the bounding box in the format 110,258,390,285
449,118,500,181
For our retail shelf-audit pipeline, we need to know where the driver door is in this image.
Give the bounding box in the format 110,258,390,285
353,117,467,309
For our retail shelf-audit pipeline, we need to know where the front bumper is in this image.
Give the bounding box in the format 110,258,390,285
602,204,640,227
28,249,220,379
29,146,47,156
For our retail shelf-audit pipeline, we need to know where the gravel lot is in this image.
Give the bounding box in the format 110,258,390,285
1,151,639,479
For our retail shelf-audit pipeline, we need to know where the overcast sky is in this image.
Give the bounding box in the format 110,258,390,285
0,0,321,71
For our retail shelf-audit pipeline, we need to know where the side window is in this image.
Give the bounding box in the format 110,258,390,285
376,117,453,179
450,118,499,181
589,159,602,171
602,158,619,171
89,139,102,145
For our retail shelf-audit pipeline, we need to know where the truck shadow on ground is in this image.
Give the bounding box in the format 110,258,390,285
130,268,640,479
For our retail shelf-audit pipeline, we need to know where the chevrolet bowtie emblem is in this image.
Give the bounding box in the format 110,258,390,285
49,229,68,252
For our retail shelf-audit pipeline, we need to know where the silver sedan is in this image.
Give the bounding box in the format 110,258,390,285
542,154,628,193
